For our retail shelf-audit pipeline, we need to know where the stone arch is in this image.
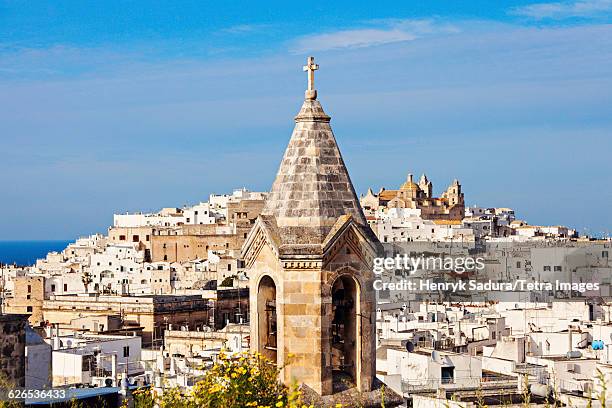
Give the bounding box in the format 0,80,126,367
256,274,278,364
329,272,362,390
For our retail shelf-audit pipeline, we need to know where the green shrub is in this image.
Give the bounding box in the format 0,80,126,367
133,351,305,408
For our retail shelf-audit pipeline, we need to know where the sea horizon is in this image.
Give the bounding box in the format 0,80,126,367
0,240,72,267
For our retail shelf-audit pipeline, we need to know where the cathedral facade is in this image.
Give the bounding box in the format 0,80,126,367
241,57,379,396
360,173,465,221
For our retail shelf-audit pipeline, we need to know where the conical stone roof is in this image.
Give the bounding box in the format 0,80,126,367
261,98,368,246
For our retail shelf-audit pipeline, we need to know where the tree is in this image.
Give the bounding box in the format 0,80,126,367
220,276,234,287
81,271,93,293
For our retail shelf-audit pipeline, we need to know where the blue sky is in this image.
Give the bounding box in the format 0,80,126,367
0,0,611,240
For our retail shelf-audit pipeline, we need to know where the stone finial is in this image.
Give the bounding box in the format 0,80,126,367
303,56,319,100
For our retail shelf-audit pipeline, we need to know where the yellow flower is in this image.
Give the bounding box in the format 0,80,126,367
208,384,223,393
276,402,283,407
335,404,343,408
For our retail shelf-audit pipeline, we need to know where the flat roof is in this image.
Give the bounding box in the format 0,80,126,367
28,387,120,405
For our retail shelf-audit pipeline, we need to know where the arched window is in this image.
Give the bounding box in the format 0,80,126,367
331,275,359,386
257,275,277,364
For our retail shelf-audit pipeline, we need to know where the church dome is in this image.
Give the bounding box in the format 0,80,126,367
400,181,419,190
400,173,420,191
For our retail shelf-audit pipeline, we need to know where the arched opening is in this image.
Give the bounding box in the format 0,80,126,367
257,275,277,364
331,275,359,390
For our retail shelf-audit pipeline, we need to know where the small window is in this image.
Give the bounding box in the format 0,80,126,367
603,251,609,258
516,261,521,268
26,306,33,313
51,284,56,292
119,235,126,241
123,346,130,357
132,235,139,242
27,285,32,293
163,255,168,261
543,266,551,272
554,266,562,272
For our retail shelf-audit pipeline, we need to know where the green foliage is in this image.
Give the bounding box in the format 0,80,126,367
596,369,608,408
0,374,20,408
133,351,303,408
521,374,531,408
475,385,488,408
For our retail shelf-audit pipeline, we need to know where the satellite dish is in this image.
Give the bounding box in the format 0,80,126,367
406,341,415,353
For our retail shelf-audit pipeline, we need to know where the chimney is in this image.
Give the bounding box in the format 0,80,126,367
111,354,118,385
52,324,60,350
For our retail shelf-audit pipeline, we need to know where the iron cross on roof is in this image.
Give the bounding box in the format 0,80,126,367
303,56,319,100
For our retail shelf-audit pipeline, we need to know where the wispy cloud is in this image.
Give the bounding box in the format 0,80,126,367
219,24,270,35
292,29,416,53
290,19,458,53
511,0,612,19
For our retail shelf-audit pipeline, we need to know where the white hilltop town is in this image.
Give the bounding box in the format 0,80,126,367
1,58,612,407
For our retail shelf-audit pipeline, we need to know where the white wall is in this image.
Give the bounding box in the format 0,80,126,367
26,343,52,388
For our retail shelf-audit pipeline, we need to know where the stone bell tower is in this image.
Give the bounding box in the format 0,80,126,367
242,57,379,396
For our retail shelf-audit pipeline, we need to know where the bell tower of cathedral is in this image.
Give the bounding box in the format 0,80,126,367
242,57,379,396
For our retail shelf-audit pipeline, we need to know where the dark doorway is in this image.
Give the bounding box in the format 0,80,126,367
331,275,358,390
257,275,277,363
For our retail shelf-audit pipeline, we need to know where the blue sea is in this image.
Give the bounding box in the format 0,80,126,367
0,240,72,266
